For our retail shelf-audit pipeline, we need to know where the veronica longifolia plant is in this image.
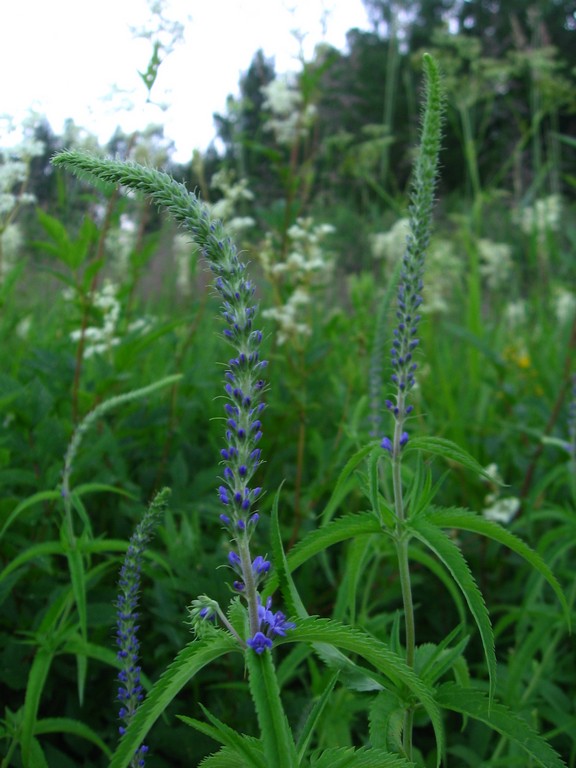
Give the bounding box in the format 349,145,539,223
51,54,568,768
115,488,169,768
52,145,301,767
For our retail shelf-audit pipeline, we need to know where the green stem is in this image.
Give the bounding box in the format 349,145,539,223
237,533,260,638
392,409,416,759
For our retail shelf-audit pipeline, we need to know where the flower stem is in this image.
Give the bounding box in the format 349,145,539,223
237,533,260,638
392,417,416,760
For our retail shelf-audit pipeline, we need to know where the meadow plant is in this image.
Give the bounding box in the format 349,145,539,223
260,216,334,347
115,488,169,768
209,167,256,237
69,280,122,359
370,218,411,264
0,116,44,285
477,238,514,292
552,285,576,326
516,193,562,238
261,74,317,146
40,54,570,768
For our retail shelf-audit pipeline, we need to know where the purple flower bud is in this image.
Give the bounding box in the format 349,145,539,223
252,555,271,576
381,437,393,453
228,551,241,568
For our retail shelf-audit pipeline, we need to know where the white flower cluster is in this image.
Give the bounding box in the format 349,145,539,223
67,280,157,359
503,299,527,330
260,76,317,146
1,115,45,282
370,218,410,264
481,463,520,525
69,281,122,359
261,217,334,346
515,194,562,237
209,168,255,236
0,115,44,219
477,238,513,291
261,218,335,281
552,286,576,326
262,288,312,346
0,223,23,282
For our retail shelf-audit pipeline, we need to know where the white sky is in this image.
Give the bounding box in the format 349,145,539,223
1,0,370,162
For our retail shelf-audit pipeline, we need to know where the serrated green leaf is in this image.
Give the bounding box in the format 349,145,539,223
309,745,416,767
368,690,405,753
109,634,238,768
408,516,496,698
428,507,570,626
198,746,252,768
245,648,299,768
178,710,266,768
266,512,382,596
277,617,444,763
404,437,494,481
436,682,568,768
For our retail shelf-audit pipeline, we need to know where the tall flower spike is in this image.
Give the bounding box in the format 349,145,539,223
115,488,169,767
51,151,292,649
382,54,444,458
